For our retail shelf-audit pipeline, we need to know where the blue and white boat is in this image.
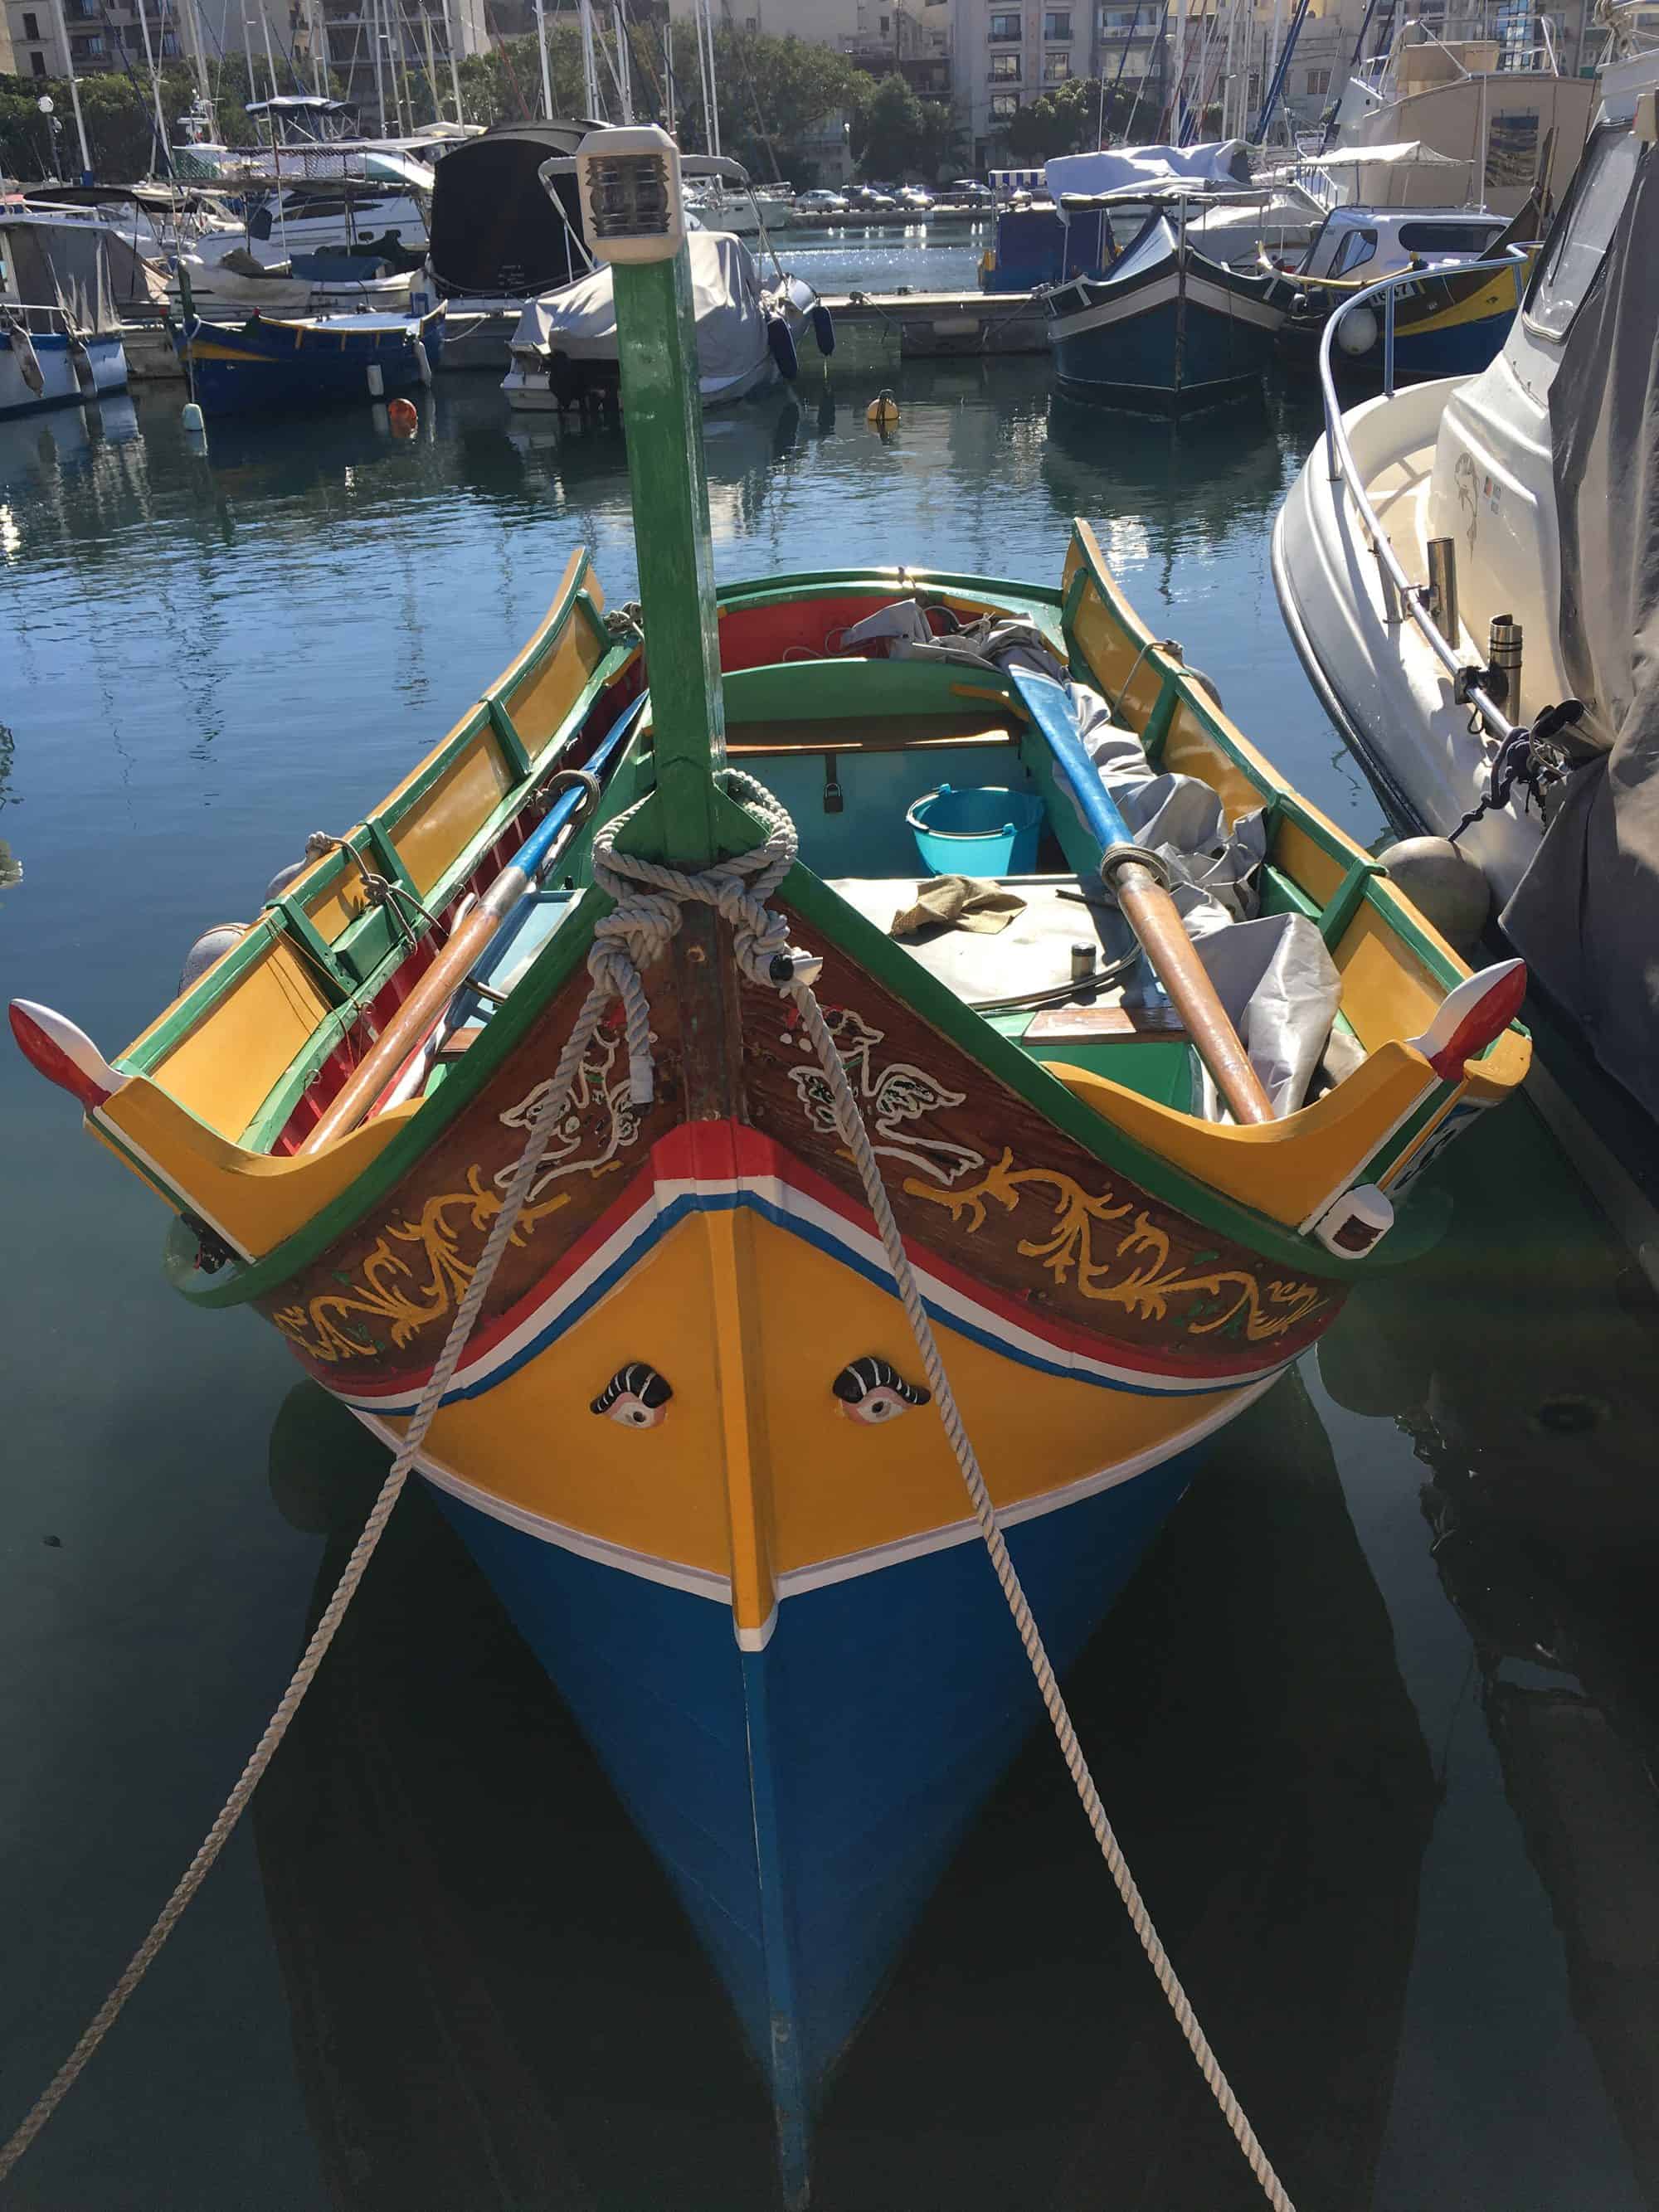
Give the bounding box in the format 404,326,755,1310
0,210,128,421
1044,200,1285,415
173,299,447,417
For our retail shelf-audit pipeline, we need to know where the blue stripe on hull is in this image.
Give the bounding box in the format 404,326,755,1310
1053,295,1273,415
1385,308,1515,380
429,1436,1209,2195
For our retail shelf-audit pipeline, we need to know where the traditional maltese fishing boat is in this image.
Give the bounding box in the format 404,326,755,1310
13,128,1531,2207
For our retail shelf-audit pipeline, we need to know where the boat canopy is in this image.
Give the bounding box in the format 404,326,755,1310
426,119,591,297
1503,139,1659,1121
513,229,763,382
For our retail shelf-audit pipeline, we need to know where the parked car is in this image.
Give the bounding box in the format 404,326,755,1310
795,189,848,215
951,179,993,206
848,185,898,210
898,186,934,211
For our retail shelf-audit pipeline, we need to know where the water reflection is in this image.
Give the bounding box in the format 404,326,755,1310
258,1374,1433,2210
258,1385,771,2212
1322,1103,1659,2207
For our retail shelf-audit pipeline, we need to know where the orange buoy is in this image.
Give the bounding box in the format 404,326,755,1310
388,397,420,437
865,388,899,430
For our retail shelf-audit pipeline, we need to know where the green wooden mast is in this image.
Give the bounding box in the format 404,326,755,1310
576,125,756,869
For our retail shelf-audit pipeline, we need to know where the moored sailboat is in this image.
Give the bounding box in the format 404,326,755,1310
12,124,1531,2207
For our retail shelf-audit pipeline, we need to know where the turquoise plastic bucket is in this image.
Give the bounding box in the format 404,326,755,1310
906,784,1044,878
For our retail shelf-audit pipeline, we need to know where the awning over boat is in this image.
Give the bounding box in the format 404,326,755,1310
427,119,591,298
1044,139,1254,203
1503,139,1659,1120
1296,141,1471,168
512,230,763,386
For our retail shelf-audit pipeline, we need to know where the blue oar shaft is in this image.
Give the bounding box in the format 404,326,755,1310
1010,666,1275,1125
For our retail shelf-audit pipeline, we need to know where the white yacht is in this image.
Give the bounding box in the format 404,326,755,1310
1274,43,1659,1250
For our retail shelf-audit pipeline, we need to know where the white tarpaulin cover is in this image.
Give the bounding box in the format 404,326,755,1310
1044,140,1254,203
512,230,765,392
1297,140,1470,168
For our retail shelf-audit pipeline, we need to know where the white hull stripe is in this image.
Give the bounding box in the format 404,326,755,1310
1050,268,1282,343
338,1169,1298,1414
348,1370,1274,1625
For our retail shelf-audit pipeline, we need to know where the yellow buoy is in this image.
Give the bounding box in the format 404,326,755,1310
866,389,899,430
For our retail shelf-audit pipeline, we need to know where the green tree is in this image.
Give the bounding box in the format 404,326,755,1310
849,71,921,177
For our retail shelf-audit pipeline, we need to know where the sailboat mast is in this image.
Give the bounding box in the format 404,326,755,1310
613,2,634,122
134,0,168,173
581,0,604,119
445,0,465,120
700,0,720,158
1169,0,1186,143
46,0,93,173
534,0,554,119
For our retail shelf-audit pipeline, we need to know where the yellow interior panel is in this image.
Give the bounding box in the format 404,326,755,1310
390,729,518,896
500,600,609,756
149,932,333,1139
1332,902,1443,1051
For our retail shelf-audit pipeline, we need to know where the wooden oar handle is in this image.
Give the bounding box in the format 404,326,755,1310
1114,864,1274,1125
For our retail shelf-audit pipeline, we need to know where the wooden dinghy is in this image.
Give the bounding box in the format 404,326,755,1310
12,129,1530,2209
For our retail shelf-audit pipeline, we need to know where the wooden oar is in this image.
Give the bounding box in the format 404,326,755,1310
1008,664,1275,1126
300,699,646,1155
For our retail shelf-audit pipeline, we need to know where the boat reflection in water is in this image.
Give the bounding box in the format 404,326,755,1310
1321,1104,1659,2207
257,1370,1435,2210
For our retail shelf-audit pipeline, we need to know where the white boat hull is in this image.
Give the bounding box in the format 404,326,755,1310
1272,378,1545,906
0,329,127,420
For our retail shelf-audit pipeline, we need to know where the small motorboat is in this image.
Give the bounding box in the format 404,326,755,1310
504,227,825,414
1044,192,1286,413
12,126,1531,2207
1272,199,1540,384
1273,48,1659,1257
170,298,446,416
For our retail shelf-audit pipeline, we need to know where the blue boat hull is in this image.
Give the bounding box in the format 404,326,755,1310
429,1432,1210,2202
1048,234,1281,414
179,306,445,418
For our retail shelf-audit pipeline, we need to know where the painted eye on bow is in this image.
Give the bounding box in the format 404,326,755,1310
591,1363,674,1429
833,1357,931,1425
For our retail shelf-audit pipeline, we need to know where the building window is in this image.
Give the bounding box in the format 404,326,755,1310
1304,66,1330,95
1043,9,1072,36
879,12,889,29
22,10,39,34
1044,48,1070,76
988,10,1021,38
990,49,1019,77
990,90,1019,117
70,32,105,56
160,28,176,51
30,46,47,73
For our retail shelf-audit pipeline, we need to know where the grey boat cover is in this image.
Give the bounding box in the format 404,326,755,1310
1,218,123,332
1502,143,1659,1119
513,231,766,395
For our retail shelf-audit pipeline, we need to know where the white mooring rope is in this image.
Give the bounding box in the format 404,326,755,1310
2,774,1292,2212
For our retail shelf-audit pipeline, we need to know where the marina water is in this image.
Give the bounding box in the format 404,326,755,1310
2,231,1656,2209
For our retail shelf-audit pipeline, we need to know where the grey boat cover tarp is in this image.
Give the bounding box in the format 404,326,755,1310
1503,143,1659,1118
1,218,121,331
513,231,766,395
